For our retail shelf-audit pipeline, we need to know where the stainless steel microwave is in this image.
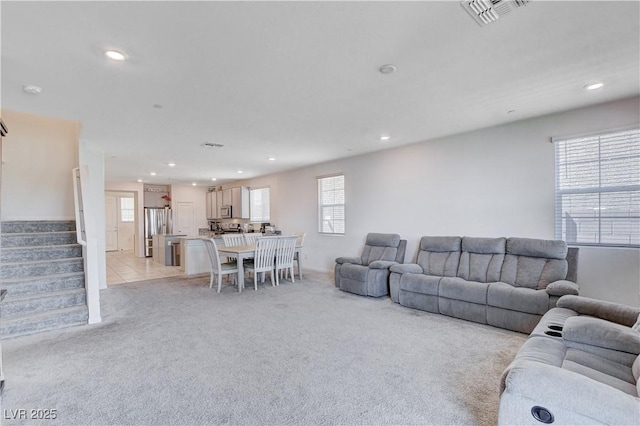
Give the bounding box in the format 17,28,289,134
220,205,232,218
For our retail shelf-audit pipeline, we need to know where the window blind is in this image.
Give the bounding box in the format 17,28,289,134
554,128,639,247
249,187,270,222
318,175,345,234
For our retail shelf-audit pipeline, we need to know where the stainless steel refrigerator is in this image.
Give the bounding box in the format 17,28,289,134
144,207,172,257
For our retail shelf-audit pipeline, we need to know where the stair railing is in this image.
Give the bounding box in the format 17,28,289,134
72,167,102,324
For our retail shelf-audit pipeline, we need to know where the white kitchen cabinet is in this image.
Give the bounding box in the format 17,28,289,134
222,188,232,207
206,190,223,219
231,186,250,218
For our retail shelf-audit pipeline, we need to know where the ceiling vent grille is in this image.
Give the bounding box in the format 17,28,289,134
461,0,530,26
202,142,224,148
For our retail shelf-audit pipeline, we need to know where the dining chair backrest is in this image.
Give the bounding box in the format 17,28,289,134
203,238,222,272
253,237,279,272
295,232,306,247
276,236,297,268
244,233,263,245
222,234,245,247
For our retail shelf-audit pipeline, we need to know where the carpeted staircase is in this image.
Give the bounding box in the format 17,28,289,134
0,221,89,339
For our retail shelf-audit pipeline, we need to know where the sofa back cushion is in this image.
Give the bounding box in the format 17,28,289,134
361,233,401,266
416,236,461,277
457,237,506,282
501,238,568,289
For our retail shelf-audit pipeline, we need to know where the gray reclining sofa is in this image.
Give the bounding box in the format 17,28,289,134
335,233,407,297
499,295,640,424
389,236,579,333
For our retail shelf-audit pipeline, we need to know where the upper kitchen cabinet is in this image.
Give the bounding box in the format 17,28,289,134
231,186,249,218
217,186,249,219
206,190,221,220
144,185,170,208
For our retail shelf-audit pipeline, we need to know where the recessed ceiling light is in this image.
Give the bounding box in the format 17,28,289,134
192,182,197,186
137,179,143,183
23,85,43,95
379,64,396,74
585,82,604,91
211,178,217,181
105,49,127,61
237,170,244,174
380,135,390,141
168,162,176,167
268,157,276,161
150,172,156,176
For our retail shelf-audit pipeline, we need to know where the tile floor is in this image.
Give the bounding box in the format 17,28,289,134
106,250,184,285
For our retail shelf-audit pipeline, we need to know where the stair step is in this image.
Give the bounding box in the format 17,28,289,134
1,257,84,279
1,231,78,248
1,244,83,262
0,272,85,297
0,306,89,339
1,220,76,234
0,288,86,319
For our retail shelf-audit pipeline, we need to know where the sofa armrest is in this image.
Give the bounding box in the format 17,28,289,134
563,316,640,355
545,280,579,297
369,260,397,269
557,295,640,327
501,360,640,425
335,256,362,265
389,263,424,274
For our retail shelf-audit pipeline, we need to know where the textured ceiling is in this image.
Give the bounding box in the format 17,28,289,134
2,1,639,185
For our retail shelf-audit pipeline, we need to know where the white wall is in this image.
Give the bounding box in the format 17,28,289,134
1,109,80,220
234,97,640,306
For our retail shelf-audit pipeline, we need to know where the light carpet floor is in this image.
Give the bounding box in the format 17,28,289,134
1,272,526,425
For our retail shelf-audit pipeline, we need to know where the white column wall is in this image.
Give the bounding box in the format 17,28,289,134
234,97,640,306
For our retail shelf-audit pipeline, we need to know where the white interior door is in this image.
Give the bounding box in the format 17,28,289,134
105,195,118,251
176,201,195,236
117,196,135,251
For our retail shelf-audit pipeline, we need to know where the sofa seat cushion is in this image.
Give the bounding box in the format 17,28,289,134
439,277,489,304
399,274,440,296
340,263,369,281
563,350,637,396
487,282,549,315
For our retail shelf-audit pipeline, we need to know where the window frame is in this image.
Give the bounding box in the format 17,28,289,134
317,173,345,235
119,197,135,223
554,126,639,248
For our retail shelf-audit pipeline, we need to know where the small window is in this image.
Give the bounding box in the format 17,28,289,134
120,197,135,222
250,187,270,222
318,174,345,234
554,128,639,247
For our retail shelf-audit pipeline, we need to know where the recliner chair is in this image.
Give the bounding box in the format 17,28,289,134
334,233,407,297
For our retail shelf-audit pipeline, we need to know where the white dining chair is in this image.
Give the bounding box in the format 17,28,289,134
294,231,306,279
222,234,245,247
202,238,238,293
222,234,245,263
244,233,263,245
274,236,297,285
244,237,278,290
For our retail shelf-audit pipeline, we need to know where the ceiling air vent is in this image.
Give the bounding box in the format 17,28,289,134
202,142,224,148
461,0,530,26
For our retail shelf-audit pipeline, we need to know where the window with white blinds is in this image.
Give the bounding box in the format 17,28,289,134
554,128,639,247
249,187,270,222
318,174,345,234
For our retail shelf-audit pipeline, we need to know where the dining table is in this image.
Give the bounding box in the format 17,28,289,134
217,242,303,292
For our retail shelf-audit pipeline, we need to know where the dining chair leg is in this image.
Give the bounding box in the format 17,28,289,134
209,272,214,289
254,272,258,291
217,273,222,293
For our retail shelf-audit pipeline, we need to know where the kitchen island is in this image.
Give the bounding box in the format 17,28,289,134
180,236,225,275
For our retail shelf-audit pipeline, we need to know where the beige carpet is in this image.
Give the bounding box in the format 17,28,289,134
1,272,526,425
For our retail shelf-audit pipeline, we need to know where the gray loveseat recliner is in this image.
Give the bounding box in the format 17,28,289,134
389,236,579,333
335,233,407,297
499,295,640,425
